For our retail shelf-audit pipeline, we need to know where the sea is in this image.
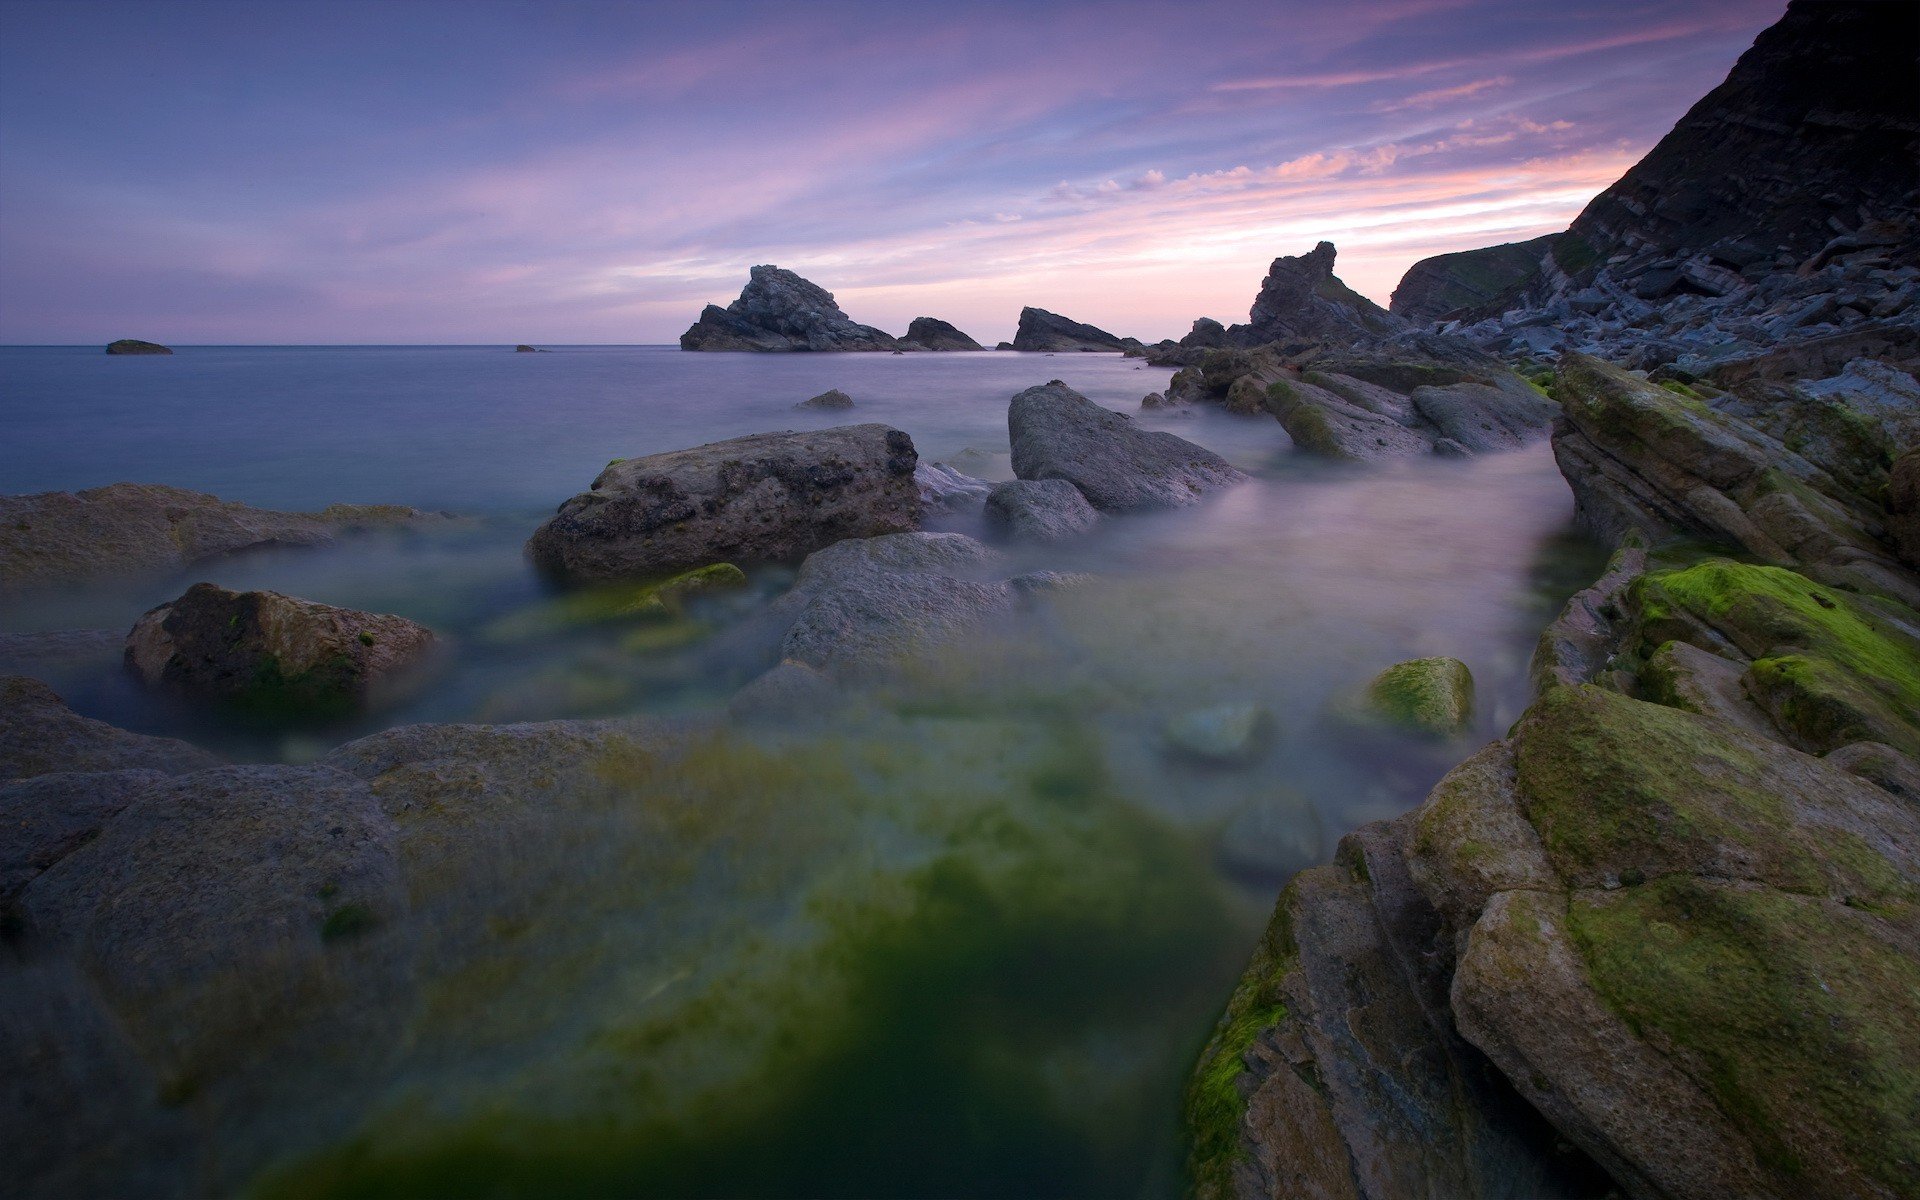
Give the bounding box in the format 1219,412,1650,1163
0,344,1600,1197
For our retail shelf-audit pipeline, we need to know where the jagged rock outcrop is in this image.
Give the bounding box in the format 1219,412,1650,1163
679,265,903,352
899,317,984,351
527,424,921,581
1226,242,1406,349
0,484,440,594
1007,381,1246,511
1009,307,1139,352
125,584,439,719
1413,2,1920,369
1389,234,1562,324
104,339,171,356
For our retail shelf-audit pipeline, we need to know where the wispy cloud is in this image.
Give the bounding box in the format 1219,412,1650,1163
1375,75,1512,111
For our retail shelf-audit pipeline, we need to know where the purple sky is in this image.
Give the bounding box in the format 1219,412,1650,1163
0,0,1785,345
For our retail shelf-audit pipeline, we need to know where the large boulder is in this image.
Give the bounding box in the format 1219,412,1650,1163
125,584,437,718
1007,381,1246,512
0,483,438,593
1009,307,1138,352
678,265,902,352
983,479,1099,542
104,339,171,355
526,424,920,581
1361,656,1475,738
899,317,984,351
0,676,218,783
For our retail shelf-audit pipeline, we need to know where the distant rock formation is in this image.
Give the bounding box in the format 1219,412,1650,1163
1009,307,1140,353
1401,1,1920,369
1180,318,1229,349
513,345,546,353
1226,241,1405,349
680,265,903,352
899,317,984,351
104,339,170,356
1389,234,1562,324
795,389,855,411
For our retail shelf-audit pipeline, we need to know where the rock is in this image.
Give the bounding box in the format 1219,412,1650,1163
795,388,855,411
17,764,412,1150
898,317,984,351
0,483,440,594
1363,657,1475,737
1180,317,1229,349
1824,740,1920,802
1,676,218,783
914,461,992,516
125,584,437,719
1007,381,1246,512
726,659,845,723
787,530,1005,598
526,424,920,581
1161,702,1275,766
1552,353,1919,608
1530,543,1649,692
1408,380,1555,453
678,265,902,352
1227,242,1406,348
1009,307,1137,353
1266,374,1437,462
781,570,1018,677
983,479,1099,542
479,563,748,644
1187,811,1602,1200
1890,448,1920,569
1213,789,1321,877
0,769,168,908
104,339,170,355
1390,234,1561,324
513,345,542,353
1138,391,1172,410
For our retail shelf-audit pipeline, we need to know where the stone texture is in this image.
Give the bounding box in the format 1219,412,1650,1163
1009,307,1138,352
1228,242,1406,349
678,265,902,351
104,339,171,355
0,676,218,783
1389,234,1561,324
125,584,437,718
526,424,920,581
0,483,438,593
899,317,984,351
795,388,855,410
1007,381,1246,512
983,478,1099,542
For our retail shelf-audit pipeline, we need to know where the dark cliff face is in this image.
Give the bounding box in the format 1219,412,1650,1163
1569,0,1919,272
1009,307,1137,352
900,316,984,351
1388,234,1562,325
679,265,904,351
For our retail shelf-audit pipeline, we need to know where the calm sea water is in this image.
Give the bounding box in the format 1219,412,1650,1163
0,345,1598,1197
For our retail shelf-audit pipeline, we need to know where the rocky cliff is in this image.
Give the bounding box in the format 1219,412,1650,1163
1008,306,1140,352
1228,241,1406,349
1388,234,1561,325
1403,1,1919,371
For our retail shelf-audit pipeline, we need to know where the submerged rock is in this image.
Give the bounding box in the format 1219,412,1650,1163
0,483,441,594
913,461,992,516
526,424,920,581
104,339,171,356
1161,702,1275,766
983,479,1099,543
679,265,902,352
0,675,217,784
1009,307,1138,353
1007,381,1246,512
899,317,984,351
125,584,437,719
795,388,855,411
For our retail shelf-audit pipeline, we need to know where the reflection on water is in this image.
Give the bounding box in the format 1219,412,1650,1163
0,347,1600,1197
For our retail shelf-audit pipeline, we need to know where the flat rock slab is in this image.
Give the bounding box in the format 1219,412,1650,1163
1008,381,1246,512
0,675,218,784
527,424,921,581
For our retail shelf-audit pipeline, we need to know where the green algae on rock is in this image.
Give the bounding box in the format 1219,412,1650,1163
480,563,747,644
1363,656,1475,738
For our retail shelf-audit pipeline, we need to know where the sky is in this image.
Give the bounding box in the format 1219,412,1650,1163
0,0,1787,345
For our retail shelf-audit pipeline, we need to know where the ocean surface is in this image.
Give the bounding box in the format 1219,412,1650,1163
0,345,1599,1197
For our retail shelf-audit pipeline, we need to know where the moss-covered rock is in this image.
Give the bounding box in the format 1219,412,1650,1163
1363,656,1474,737
481,563,747,644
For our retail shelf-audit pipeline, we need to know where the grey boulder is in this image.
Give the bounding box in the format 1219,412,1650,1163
1008,381,1246,512
984,479,1099,542
526,424,921,581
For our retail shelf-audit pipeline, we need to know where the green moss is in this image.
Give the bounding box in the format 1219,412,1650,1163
1184,883,1299,1200
1364,656,1474,737
1658,378,1701,399
1322,360,1475,394
1513,686,1912,899
1570,875,1920,1192
357,631,376,647
482,563,748,644
321,904,378,941
1631,559,1920,754
1550,232,1599,277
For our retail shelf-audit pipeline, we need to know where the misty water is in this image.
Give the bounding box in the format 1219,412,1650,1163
0,346,1600,1196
